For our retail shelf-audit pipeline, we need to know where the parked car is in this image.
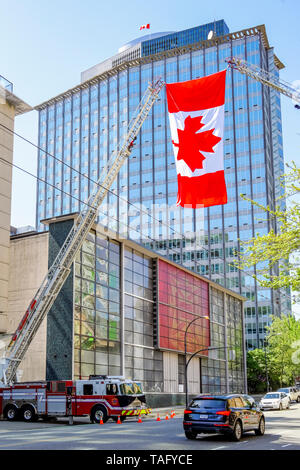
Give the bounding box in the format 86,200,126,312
277,387,300,403
242,394,257,407
259,392,290,410
183,394,265,441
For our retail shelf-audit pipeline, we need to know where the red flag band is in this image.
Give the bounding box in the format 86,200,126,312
166,70,227,208
140,24,150,30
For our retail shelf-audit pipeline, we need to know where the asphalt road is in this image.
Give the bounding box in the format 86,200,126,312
0,403,299,451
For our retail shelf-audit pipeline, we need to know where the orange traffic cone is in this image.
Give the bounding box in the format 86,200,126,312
170,410,174,418
165,414,169,420
117,415,122,424
99,417,104,425
138,414,143,423
156,414,161,422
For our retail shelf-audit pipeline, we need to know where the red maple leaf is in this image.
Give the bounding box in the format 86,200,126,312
172,115,221,172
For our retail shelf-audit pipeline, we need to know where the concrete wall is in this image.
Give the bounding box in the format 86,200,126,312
7,232,48,381
0,100,15,333
163,352,178,393
163,351,200,395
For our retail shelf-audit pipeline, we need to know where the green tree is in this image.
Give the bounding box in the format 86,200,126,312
247,315,300,392
247,348,268,393
266,314,300,387
237,162,300,299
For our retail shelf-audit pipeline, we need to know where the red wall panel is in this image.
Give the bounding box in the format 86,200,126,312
158,259,210,355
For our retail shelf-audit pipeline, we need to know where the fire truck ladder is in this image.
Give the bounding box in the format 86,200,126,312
2,79,165,385
226,57,300,107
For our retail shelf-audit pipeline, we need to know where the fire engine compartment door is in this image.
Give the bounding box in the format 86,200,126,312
47,394,67,415
37,389,46,413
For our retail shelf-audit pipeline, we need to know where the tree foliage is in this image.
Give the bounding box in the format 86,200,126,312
266,314,300,387
247,314,300,392
237,162,300,300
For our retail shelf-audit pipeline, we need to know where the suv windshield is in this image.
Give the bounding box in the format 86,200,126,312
120,382,143,395
278,388,289,393
190,399,226,409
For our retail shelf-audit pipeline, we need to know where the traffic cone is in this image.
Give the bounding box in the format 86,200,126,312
99,417,104,425
156,414,161,422
138,414,143,423
165,414,169,420
170,410,174,418
117,415,122,424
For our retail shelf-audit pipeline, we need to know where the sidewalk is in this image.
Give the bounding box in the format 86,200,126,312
148,405,185,417
148,395,265,416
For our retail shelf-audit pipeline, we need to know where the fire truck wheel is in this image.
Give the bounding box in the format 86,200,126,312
4,405,18,421
91,405,108,424
21,405,37,422
112,415,127,422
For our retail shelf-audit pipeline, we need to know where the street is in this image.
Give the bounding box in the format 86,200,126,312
0,403,299,450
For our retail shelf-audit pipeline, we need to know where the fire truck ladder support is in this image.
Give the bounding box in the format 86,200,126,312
226,57,300,107
3,79,165,385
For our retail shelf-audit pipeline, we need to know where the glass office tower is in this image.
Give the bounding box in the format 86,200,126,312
36,20,290,349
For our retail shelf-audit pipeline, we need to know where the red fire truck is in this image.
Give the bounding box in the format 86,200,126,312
0,375,152,423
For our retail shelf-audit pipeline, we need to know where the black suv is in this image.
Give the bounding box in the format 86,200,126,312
183,394,265,441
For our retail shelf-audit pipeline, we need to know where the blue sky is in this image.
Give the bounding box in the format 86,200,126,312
0,0,299,227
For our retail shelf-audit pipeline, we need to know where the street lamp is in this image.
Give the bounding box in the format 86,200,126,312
185,345,228,408
183,314,229,408
184,315,209,408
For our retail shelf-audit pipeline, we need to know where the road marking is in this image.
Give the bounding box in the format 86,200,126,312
282,444,292,448
212,446,227,450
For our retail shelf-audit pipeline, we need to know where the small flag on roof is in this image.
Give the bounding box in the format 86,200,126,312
140,24,150,30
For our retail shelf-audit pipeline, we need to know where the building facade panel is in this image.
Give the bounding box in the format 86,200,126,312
157,259,210,354
0,78,31,332
7,232,48,381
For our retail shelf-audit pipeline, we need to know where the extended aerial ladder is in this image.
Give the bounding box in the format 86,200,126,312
0,79,165,385
226,57,300,108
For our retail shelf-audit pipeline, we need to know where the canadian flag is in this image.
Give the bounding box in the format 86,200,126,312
140,24,150,30
166,70,227,208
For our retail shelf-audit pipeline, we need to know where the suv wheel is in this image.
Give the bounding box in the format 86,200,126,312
279,403,283,410
185,430,197,440
232,420,242,441
297,396,300,403
255,417,265,436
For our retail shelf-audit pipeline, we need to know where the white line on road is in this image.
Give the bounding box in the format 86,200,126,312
212,446,227,450
281,444,292,448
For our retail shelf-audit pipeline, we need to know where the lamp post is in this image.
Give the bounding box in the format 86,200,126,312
185,345,229,408
184,315,209,408
183,314,229,408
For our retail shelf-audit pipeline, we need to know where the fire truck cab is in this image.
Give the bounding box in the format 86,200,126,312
0,375,151,424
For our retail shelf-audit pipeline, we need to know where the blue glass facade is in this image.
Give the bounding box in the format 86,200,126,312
36,21,290,350
141,20,229,56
